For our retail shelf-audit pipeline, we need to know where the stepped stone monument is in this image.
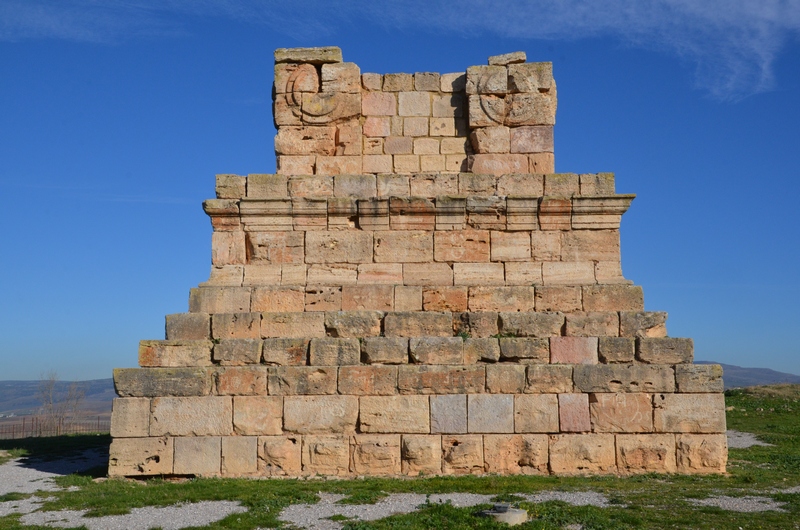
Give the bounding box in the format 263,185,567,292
109,47,727,477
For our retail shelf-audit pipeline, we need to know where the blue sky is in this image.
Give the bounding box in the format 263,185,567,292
1,0,799,380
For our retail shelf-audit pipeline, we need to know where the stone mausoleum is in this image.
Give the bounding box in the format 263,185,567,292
109,47,727,477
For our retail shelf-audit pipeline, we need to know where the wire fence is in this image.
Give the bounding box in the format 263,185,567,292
0,417,110,439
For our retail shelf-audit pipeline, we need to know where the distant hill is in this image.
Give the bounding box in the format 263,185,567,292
697,361,800,389
0,379,114,418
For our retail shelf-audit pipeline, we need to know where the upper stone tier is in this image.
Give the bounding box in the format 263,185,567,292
273,47,556,176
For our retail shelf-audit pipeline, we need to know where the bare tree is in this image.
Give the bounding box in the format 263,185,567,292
37,371,85,435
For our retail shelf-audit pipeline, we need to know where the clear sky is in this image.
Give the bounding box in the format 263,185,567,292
1,1,799,380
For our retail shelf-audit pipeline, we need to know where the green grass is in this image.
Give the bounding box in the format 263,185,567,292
1,386,799,529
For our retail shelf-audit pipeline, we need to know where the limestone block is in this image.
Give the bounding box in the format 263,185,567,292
468,394,514,433
262,338,309,366
402,435,442,475
514,394,559,433
440,137,470,156
398,365,485,394
111,398,150,438
410,172,459,196
292,197,328,230
430,394,467,434
404,117,429,137
676,434,728,473
565,312,619,337
306,264,357,285
455,312,500,338
544,173,579,196
240,199,292,231
550,337,598,364
384,311,452,337
288,175,333,197
538,197,571,230
325,310,383,337
246,174,288,198
471,154,527,176
211,313,261,339
510,126,553,153
499,338,550,363
374,230,433,262
486,365,526,393
506,197,539,231
530,230,561,260
376,174,409,196
114,368,211,397
150,396,232,436
497,174,543,197
393,154,421,173
434,230,489,262
362,337,409,364
284,396,358,434
108,437,173,476
595,261,627,284
246,231,304,264
441,72,466,92
302,435,350,476
382,73,412,91
464,337,501,364
339,366,398,395
261,312,325,338
573,364,675,393
216,173,246,199
307,338,360,366
221,436,258,476
268,366,337,395
542,261,595,285
589,393,653,433
204,265,243,286
598,337,635,363
204,198,240,231
558,393,591,432
498,312,564,337
166,313,210,340
616,434,677,474
466,65,507,95
507,62,553,92
423,287,468,312
469,286,535,311
484,434,549,475
578,173,615,195
456,174,494,195
395,285,423,310
549,434,616,474
211,232,246,266
233,395,282,436
362,91,396,116
283,264,308,285
389,197,436,230
357,198,389,230
215,366,268,396
385,136,413,154
490,51,527,66
583,285,644,311
351,434,401,475
433,93,465,119
320,62,360,93
619,311,668,338
562,230,620,262
341,285,394,312
357,263,403,284
305,286,343,312
332,174,376,198
442,435,484,474
275,126,336,155
274,46,342,64
525,365,573,393
258,435,302,476
490,231,531,261
300,92,361,126
410,337,464,364
398,91,431,117
251,287,305,312
243,265,282,286
364,117,390,137
571,196,634,230
676,364,724,393
470,126,510,153
502,263,542,286
305,231,372,264
453,263,505,284
362,73,382,90
360,395,430,433
653,394,727,433
276,155,315,175
637,337,694,364
429,120,456,138
138,340,213,368
535,286,582,312
327,197,358,230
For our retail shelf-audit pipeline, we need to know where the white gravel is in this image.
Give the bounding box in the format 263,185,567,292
688,495,786,512
0,448,107,496
727,430,773,449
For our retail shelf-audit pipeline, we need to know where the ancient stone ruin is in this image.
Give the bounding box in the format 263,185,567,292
109,47,727,477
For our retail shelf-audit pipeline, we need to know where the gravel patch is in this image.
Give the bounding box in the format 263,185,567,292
522,491,613,507
688,495,786,512
0,449,107,496
19,500,247,529
727,430,773,449
0,496,50,517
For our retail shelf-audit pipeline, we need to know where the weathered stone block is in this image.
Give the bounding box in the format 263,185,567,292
490,231,531,261
499,338,549,363
108,437,173,476
111,398,150,438
514,394,559,433
675,434,727,473
534,286,581,312
351,434,401,475
589,393,653,433
114,368,211,397
325,310,383,337
212,231,246,266
306,264,357,285
216,173,246,199
402,435,442,475
538,197,571,230
221,436,258,476
486,365,526,393
442,435,484,475
394,285,423,311
464,337,501,364
389,197,436,230
466,195,507,229
579,173,615,195
598,337,635,363
619,311,668,338
292,197,328,230
268,366,337,395
409,337,463,364
454,263,505,286
258,435,302,476
637,337,694,364
233,395,282,436
542,261,595,285
653,393,726,433
398,365,485,394
583,285,644,311
262,338,308,366
357,198,389,230
403,262,454,286
550,337,598,364
339,366,397,395
374,230,433,262
357,263,403,284
484,434,549,475
212,313,262,340
150,396,233,436
276,155,314,175
384,311,452,337
510,126,553,153
288,175,333,197
455,312,499,338
558,393,591,432
573,364,675,393
468,394,513,433
434,195,466,230
284,396,358,434
243,265,282,286
360,395,430,433
305,286,342,312
302,435,350,476
549,434,617,474
422,287,468,312
341,285,394,312
305,231,373,264
189,286,251,314
398,91,431,116
565,312,619,337
251,287,305,312
430,394,467,434
262,312,325,338
616,434,677,474
215,366,268,395
321,62,360,92
525,365,573,393
361,337,409,364
166,313,210,340
434,230,490,262
246,231,303,264
138,340,213,368
469,286,535,312
499,312,564,337
309,338,360,366
470,126,510,153
675,364,724,393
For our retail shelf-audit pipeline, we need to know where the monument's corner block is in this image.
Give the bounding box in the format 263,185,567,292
110,46,727,478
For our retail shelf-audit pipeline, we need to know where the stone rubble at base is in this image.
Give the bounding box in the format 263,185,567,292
109,46,727,478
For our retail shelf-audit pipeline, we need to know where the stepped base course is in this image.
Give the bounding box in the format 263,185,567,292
109,47,727,478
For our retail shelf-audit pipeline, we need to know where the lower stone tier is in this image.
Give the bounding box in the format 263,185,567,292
109,432,727,477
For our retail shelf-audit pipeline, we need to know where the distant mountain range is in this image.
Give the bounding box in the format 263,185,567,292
0,362,798,417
